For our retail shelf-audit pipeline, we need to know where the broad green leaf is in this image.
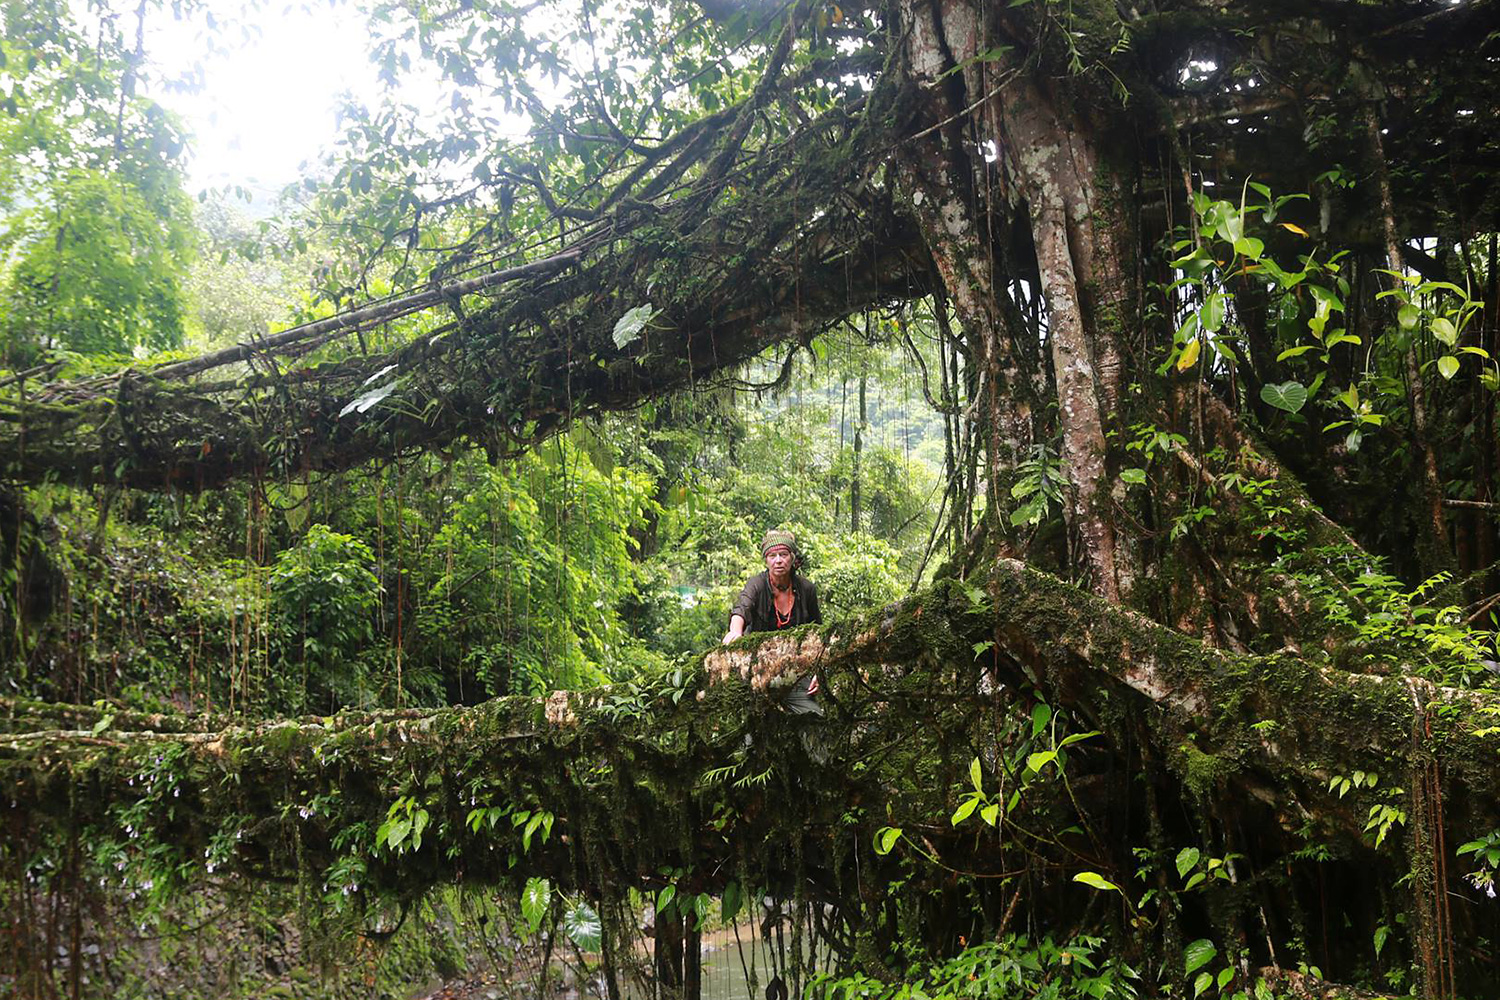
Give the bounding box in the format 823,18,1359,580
1308,284,1345,312
1026,750,1058,774
656,883,676,915
722,881,742,922
612,303,656,350
874,827,902,855
1233,235,1264,260
1437,355,1460,380
951,796,980,825
564,902,601,952
522,877,551,934
386,817,411,850
1176,847,1201,880
1398,303,1420,330
1276,345,1317,361
980,803,1000,826
411,808,428,851
1432,316,1458,346
1031,703,1052,736
969,757,984,791
1217,967,1234,989
1373,925,1391,958
1201,292,1226,334
1072,871,1119,892
1177,312,1200,343
523,811,544,851
1120,468,1147,485
1057,731,1100,747
1193,972,1213,998
1259,381,1307,414
1218,209,1244,244
1184,938,1217,976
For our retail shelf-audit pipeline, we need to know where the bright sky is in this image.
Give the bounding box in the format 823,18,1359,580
145,1,567,204
146,3,379,197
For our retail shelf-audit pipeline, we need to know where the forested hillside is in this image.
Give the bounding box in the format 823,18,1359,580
2,0,1500,998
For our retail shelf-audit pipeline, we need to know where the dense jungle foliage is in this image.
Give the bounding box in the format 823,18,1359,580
3,0,1500,998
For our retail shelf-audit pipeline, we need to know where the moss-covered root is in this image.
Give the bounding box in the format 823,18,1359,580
3,561,1498,909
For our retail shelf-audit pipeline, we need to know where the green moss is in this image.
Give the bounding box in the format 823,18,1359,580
1175,741,1238,796
262,721,306,757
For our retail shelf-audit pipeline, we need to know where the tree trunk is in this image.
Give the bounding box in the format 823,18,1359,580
655,908,684,999
896,0,1036,557
992,75,1133,601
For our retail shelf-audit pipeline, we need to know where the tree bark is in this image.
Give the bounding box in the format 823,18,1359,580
896,0,1036,556
993,77,1129,599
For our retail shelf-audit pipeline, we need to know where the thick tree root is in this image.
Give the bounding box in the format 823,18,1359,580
4,561,1495,905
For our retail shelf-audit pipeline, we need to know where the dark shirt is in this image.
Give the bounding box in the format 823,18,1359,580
730,571,822,633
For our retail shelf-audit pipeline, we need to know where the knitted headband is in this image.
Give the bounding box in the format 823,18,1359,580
760,529,797,557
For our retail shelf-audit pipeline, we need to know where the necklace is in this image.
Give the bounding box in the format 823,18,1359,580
774,592,795,628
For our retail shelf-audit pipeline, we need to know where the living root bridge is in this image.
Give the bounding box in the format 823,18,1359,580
3,561,1495,912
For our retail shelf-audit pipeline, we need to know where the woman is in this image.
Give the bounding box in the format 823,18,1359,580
722,529,823,707
723,529,823,641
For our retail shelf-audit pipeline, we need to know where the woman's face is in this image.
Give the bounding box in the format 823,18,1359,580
764,545,793,582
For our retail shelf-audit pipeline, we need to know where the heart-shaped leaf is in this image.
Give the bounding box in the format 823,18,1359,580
1260,381,1307,414
564,902,601,952
521,877,551,934
612,303,656,349
1184,938,1218,976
